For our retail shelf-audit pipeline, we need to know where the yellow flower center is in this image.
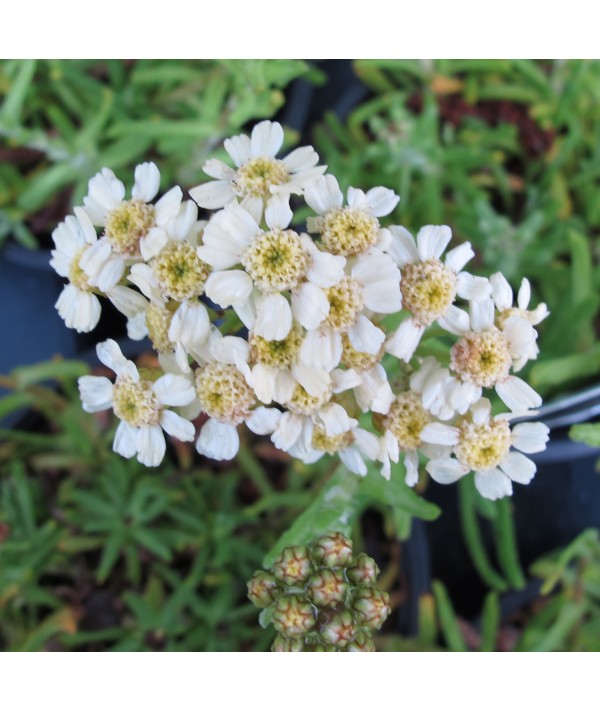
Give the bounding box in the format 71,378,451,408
383,391,432,450
311,426,355,454
287,383,332,416
234,157,289,200
451,327,512,388
195,363,255,425
145,302,176,353
400,259,457,326
69,248,91,291
249,325,302,369
341,333,383,371
456,419,511,471
152,242,211,301
105,199,155,256
319,207,380,256
112,378,160,427
242,229,309,293
325,277,363,331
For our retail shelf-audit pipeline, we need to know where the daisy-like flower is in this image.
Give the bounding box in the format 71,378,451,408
83,162,182,261
198,199,345,341
299,248,402,370
490,272,549,370
385,225,491,362
78,339,196,466
286,418,380,477
446,298,543,412
305,175,399,257
194,336,282,461
189,120,326,219
51,207,125,333
422,398,549,500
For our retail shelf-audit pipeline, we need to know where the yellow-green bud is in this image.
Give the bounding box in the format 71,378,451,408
320,610,356,648
347,553,380,587
271,545,313,586
306,569,348,608
272,595,316,639
347,631,376,652
271,635,305,652
247,571,279,608
311,532,353,567
352,588,391,630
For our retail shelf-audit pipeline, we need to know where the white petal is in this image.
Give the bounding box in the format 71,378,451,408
78,375,113,412
387,225,418,266
224,134,252,166
352,250,400,286
264,193,292,230
56,286,101,333
306,250,346,289
299,328,342,371
416,225,452,261
291,364,331,398
420,422,460,446
250,364,277,404
354,428,380,461
304,175,343,215
160,410,195,442
340,447,367,476
426,457,467,484
189,181,235,210
203,159,235,181
318,403,356,436
137,425,166,467
282,145,319,172
291,282,329,329
445,242,474,273
95,256,125,292
348,316,385,355
196,419,240,461
438,305,470,336
471,397,492,424
86,168,125,214
254,294,292,340
496,376,542,412
153,186,182,226
490,272,513,311
272,412,303,452
363,280,402,313
169,302,210,351
140,227,168,261
404,450,419,487
152,374,195,407
96,339,130,376
469,298,495,332
518,279,531,310
500,452,536,485
212,335,250,367
205,270,253,307
132,162,160,202
246,407,282,435
511,422,550,454
251,120,284,157
113,421,138,458
456,273,492,301
385,319,425,362
474,469,513,500
365,186,400,217
73,207,98,245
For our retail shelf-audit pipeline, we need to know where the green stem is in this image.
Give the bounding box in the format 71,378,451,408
432,580,468,652
494,497,526,590
458,478,507,591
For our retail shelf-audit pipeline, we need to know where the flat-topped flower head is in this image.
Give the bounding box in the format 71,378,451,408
51,208,125,333
152,241,210,301
305,175,399,256
451,326,512,389
422,398,550,500
385,224,491,363
196,362,256,425
189,120,326,218
199,199,345,341
83,162,182,260
78,339,196,466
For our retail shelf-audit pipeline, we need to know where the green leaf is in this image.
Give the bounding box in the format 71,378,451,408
11,359,89,388
0,60,37,127
432,580,468,652
569,423,600,449
480,592,500,652
262,467,359,569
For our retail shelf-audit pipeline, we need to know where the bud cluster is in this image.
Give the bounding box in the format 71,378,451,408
247,532,391,652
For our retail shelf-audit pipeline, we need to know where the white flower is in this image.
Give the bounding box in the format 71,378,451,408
83,162,182,260
446,298,543,412
422,398,549,500
198,200,345,341
78,339,196,466
194,335,281,461
305,175,399,256
385,224,491,362
51,207,125,333
189,120,326,219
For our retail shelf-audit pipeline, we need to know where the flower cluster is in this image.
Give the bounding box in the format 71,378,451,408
247,531,391,652
51,120,549,499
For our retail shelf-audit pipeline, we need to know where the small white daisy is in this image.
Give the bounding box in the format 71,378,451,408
83,162,182,261
51,207,125,333
422,398,549,500
78,339,196,467
305,175,399,256
385,224,491,362
189,120,326,219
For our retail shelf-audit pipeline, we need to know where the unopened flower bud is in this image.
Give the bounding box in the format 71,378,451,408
271,545,313,586
311,532,353,567
307,569,349,608
352,588,391,630
347,630,376,652
271,635,305,652
247,571,279,608
273,595,316,638
347,552,380,587
320,610,356,648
